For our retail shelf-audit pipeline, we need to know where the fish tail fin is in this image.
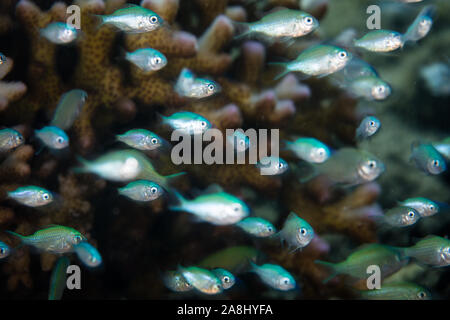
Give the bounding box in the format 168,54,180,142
314,260,339,284
168,189,187,211
268,62,290,81
233,22,251,40
92,14,106,30
6,230,25,242
72,156,90,174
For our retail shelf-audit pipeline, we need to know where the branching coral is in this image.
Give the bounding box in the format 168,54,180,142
0,57,27,111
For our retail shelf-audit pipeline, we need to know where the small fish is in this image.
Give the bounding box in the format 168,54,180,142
236,217,276,238
0,241,11,259
271,45,352,80
40,22,78,44
50,89,87,130
198,246,260,272
381,206,420,227
118,180,163,202
178,266,223,295
163,271,193,292
0,128,24,152
48,256,70,300
7,186,54,207
7,225,86,254
227,130,250,152
125,48,167,72
284,137,330,163
356,116,381,140
170,189,249,225
410,142,446,175
347,76,391,101
401,235,450,267
341,57,379,80
359,282,431,300
116,129,163,151
161,111,212,135
95,5,163,33
420,63,450,97
315,244,407,283
74,150,185,189
399,197,439,217
256,156,288,176
403,6,434,43
277,212,314,252
212,268,235,290
175,68,220,99
354,30,404,52
249,262,296,291
35,126,69,150
432,137,450,161
73,242,102,268
235,9,319,40
0,53,6,65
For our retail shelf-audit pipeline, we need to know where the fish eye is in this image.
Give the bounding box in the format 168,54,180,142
42,193,50,200
0,248,5,255
304,17,313,25
299,227,307,236
208,84,215,91
239,140,245,146
151,137,158,144
267,227,273,232
233,204,241,212
283,278,289,285
429,205,435,211
201,121,207,127
57,137,64,144
408,211,415,218
150,16,158,24
223,276,230,283
367,160,376,169
417,291,426,299
154,57,162,64
150,187,158,194
432,160,440,167
278,162,284,169
377,86,385,93
338,51,347,59
73,235,82,244
369,121,375,126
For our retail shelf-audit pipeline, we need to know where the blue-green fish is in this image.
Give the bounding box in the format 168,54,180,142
227,130,250,152
420,63,450,97
284,137,330,163
359,282,431,300
400,235,450,267
347,76,391,101
178,266,223,295
48,256,70,300
118,180,163,202
403,6,434,43
356,116,381,140
0,241,11,259
175,68,220,99
271,45,352,80
432,137,450,161
116,129,163,151
170,189,249,225
95,5,163,33
277,212,314,252
235,9,318,40
250,262,296,291
410,142,446,175
35,126,69,150
354,30,404,52
342,57,379,80
163,270,193,292
74,242,102,268
7,186,54,207
125,48,167,72
0,128,24,151
236,217,276,238
315,244,407,283
212,268,235,290
380,206,420,227
0,53,6,65
50,89,87,130
256,156,288,176
161,111,212,135
399,197,439,217
7,225,86,254
74,150,185,189
40,22,78,44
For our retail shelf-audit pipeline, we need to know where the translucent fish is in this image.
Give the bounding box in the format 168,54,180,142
74,242,102,268
0,128,24,152
410,142,446,175
420,63,450,97
163,271,193,292
169,189,249,225
118,180,163,202
211,268,235,290
7,225,86,254
7,186,54,207
276,212,314,252
356,116,381,140
315,244,407,283
227,130,250,153
49,256,70,300
271,45,352,80
403,5,434,43
0,241,11,259
400,235,450,267
432,137,450,161
341,57,379,80
197,246,260,271
381,206,420,227
95,5,163,33
235,9,319,41
40,22,78,44
256,156,288,176
399,197,439,217
161,111,212,135
74,150,185,189
250,262,296,291
35,126,69,150
0,53,6,65
359,282,431,300
116,129,163,151
284,137,330,163
236,217,276,238
175,68,220,99
178,266,222,295
346,76,391,101
354,30,404,52
125,48,167,72
50,89,87,130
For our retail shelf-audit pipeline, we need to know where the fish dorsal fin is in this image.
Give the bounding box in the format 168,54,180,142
201,184,224,195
